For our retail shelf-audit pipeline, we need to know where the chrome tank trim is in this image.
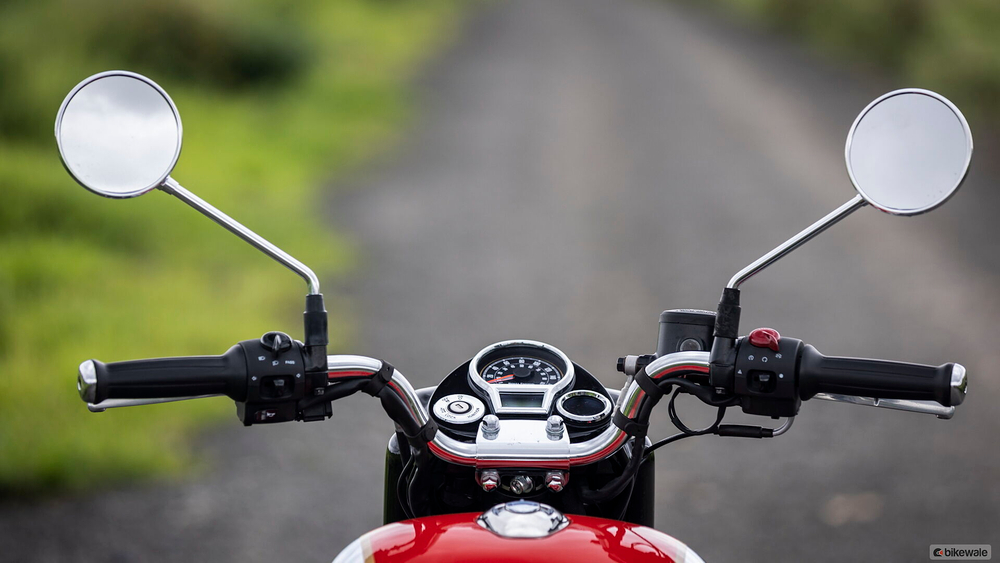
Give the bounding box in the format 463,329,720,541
476,501,569,538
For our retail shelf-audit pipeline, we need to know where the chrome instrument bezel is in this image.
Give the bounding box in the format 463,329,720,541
468,340,575,416
556,390,612,424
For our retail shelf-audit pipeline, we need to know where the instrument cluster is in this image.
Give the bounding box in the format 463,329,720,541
429,340,614,442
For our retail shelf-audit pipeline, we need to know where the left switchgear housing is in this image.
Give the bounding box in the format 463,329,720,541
235,333,322,425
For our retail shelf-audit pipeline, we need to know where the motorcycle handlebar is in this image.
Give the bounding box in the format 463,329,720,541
796,344,967,407
73,332,969,432
78,344,248,405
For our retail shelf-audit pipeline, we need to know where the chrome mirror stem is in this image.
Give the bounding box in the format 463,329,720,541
727,195,866,289
161,177,321,295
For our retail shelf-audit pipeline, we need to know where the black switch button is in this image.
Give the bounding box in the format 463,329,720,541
260,375,293,399
260,331,293,353
254,409,279,422
748,370,777,393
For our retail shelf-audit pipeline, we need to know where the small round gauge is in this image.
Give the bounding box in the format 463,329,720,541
481,356,563,386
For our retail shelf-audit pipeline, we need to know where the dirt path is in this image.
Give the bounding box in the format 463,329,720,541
2,1,997,561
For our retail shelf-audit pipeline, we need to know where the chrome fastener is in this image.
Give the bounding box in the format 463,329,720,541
481,414,501,440
545,415,565,440
479,469,500,492
545,471,567,492
510,475,534,495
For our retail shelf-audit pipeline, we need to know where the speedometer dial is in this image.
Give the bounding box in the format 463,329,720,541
468,340,575,414
481,356,563,385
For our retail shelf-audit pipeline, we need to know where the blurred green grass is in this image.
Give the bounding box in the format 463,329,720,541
696,0,1000,125
0,0,464,496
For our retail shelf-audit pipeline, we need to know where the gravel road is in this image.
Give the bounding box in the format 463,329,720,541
2,1,997,561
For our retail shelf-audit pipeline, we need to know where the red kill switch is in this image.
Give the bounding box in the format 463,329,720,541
748,328,781,352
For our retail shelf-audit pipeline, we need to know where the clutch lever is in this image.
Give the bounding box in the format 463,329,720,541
87,395,220,412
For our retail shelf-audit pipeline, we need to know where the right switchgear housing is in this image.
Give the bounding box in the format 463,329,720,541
733,332,803,418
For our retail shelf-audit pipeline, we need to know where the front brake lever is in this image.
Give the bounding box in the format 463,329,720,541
812,394,956,419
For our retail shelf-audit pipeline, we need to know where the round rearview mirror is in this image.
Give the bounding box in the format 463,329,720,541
845,89,972,216
55,71,182,199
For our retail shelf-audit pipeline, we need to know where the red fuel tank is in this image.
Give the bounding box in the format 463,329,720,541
332,501,705,563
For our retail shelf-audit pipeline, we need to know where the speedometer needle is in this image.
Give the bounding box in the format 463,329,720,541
487,374,514,383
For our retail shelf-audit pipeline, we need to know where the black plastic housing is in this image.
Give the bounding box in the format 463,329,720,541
656,309,716,356
235,336,311,425
709,288,742,391
302,293,328,373
734,335,803,417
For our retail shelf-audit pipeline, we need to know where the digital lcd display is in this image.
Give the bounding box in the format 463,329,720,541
499,393,544,409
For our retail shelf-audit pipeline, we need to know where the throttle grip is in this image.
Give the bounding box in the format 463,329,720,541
797,344,967,407
78,344,248,404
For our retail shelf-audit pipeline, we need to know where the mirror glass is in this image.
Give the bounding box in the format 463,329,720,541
56,72,182,198
846,89,972,215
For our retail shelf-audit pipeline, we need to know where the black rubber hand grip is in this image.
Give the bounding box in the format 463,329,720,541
81,344,248,404
797,344,963,406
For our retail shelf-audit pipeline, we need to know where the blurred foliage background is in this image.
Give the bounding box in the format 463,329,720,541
700,0,1000,125
0,0,463,497
3,0,996,499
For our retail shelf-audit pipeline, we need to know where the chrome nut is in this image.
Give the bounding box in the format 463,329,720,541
510,475,534,495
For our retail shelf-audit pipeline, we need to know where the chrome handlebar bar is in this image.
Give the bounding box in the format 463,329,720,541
81,350,967,464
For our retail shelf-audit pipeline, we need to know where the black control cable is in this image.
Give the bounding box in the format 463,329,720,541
645,386,791,462
397,454,416,520
642,388,727,461
667,387,728,436
297,377,369,410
